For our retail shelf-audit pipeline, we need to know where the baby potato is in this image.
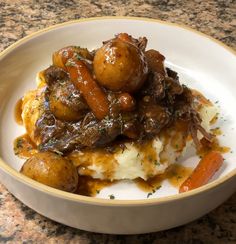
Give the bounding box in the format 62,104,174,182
49,96,80,122
20,152,78,192
93,39,148,92
49,82,88,122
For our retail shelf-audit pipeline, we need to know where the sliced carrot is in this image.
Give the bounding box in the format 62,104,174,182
179,151,223,193
66,59,109,120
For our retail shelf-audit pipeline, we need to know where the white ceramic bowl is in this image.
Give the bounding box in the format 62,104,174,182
0,17,236,234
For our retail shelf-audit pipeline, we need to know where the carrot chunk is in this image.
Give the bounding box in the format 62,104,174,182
179,151,223,193
66,60,109,120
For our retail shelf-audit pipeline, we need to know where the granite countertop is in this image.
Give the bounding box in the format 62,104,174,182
0,0,235,243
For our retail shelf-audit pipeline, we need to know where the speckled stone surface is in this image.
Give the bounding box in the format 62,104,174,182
0,0,235,243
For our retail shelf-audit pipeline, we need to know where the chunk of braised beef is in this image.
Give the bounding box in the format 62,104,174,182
173,86,193,118
140,104,171,136
145,49,166,76
39,113,123,153
137,37,148,51
166,67,178,80
122,112,140,139
140,72,165,102
35,111,66,145
165,77,183,96
81,115,122,147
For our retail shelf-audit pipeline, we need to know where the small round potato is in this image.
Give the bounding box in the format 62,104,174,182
49,96,81,122
93,39,148,92
49,82,88,122
21,152,78,192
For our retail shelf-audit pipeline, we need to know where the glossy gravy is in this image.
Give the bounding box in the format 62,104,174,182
14,98,23,125
135,164,192,193
13,134,37,158
198,137,230,158
76,176,115,197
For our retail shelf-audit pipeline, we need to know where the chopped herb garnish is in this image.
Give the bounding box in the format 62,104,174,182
147,186,161,198
65,60,75,67
67,94,74,100
109,194,115,200
98,127,106,135
77,54,83,60
154,160,160,166
148,155,153,162
16,138,23,148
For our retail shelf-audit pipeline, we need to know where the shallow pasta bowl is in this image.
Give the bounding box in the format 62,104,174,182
0,17,236,234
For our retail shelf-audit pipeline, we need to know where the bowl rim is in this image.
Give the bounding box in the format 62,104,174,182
0,16,235,206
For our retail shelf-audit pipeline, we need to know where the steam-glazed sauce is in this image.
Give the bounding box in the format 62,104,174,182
135,164,192,193
13,134,37,158
14,98,23,125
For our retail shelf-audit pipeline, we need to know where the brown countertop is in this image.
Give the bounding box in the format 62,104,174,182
0,0,235,242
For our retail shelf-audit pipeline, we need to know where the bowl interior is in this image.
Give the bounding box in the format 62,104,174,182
0,18,236,200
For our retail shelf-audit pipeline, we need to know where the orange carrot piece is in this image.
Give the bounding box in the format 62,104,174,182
179,151,223,193
52,47,75,69
66,59,109,120
117,33,133,43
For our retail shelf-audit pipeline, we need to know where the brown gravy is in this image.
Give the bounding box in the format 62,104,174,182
75,164,193,197
210,114,218,125
136,140,159,178
135,164,192,193
210,127,222,136
13,134,37,158
166,164,193,187
76,176,115,197
198,138,230,158
14,98,23,125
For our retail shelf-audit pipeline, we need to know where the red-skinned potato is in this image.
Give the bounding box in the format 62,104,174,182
93,39,148,92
